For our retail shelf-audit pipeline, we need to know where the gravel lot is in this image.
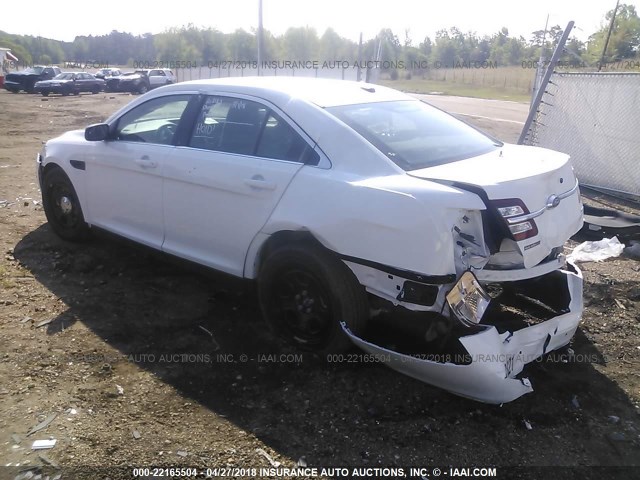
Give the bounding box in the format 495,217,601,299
0,89,639,480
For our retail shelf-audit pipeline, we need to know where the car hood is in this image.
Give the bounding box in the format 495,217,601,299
408,143,584,268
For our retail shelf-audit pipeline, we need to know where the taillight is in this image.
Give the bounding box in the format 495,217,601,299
491,198,538,241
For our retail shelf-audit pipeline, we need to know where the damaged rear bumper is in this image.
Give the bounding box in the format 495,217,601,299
344,262,583,404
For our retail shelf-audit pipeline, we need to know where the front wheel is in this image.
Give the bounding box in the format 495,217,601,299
41,168,90,242
258,243,369,353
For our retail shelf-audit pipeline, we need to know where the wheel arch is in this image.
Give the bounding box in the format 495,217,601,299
40,163,91,241
245,229,331,279
42,161,65,176
40,160,64,187
40,159,90,224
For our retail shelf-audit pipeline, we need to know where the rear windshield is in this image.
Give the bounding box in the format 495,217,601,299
327,100,501,170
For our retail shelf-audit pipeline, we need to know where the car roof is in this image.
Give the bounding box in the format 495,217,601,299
175,76,411,108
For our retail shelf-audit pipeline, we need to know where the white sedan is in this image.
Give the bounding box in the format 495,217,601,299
37,77,584,403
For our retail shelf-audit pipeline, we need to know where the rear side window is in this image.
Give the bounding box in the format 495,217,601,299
189,96,317,163
327,100,501,170
190,97,267,155
256,112,310,162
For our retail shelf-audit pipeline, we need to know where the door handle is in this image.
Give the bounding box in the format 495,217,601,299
244,175,277,191
135,156,158,169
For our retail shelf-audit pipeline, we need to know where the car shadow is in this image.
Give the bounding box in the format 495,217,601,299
12,224,640,469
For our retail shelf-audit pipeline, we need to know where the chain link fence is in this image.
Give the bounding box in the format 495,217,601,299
174,66,360,82
522,72,640,198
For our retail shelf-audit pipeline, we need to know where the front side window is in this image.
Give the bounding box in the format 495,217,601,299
327,100,501,170
115,95,191,145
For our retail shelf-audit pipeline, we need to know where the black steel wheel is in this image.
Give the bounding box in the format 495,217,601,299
41,168,90,242
258,243,369,353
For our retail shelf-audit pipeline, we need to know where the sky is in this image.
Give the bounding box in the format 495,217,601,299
2,0,635,44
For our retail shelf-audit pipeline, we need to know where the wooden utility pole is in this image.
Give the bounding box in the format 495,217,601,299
598,0,620,71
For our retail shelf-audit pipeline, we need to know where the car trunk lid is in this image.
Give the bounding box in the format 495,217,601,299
408,144,583,268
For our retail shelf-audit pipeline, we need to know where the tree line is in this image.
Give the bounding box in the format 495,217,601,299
1,4,638,70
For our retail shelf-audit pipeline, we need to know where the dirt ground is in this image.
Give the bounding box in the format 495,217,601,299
0,89,639,480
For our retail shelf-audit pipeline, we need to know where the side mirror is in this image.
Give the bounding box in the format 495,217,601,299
85,123,110,141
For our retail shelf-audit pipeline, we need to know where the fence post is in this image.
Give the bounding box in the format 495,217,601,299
519,21,574,145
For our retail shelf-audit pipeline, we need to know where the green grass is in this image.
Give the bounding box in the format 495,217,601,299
378,66,536,102
379,78,531,102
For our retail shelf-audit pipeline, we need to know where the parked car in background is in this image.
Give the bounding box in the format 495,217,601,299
105,69,175,94
95,68,122,79
34,72,105,96
36,77,584,404
144,68,175,88
4,66,61,93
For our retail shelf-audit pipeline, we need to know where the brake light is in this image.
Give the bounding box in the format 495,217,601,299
491,198,538,241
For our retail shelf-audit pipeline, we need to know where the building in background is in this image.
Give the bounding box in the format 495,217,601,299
0,48,20,88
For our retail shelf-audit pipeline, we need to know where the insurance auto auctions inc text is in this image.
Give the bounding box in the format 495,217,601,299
205,466,498,478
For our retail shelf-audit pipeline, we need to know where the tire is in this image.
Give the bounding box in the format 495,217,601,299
91,86,100,94
41,168,90,242
137,83,148,94
258,243,369,353
41,91,50,97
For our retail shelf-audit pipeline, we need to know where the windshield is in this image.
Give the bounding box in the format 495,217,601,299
327,100,501,170
20,67,44,75
54,73,74,80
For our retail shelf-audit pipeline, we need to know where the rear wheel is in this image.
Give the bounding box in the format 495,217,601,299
41,91,50,97
41,168,90,242
258,243,369,353
137,83,148,94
